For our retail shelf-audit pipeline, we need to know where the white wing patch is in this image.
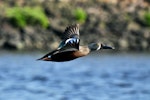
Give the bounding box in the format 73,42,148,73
48,55,51,58
65,38,79,44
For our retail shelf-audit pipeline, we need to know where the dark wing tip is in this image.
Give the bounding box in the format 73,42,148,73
36,58,42,61
36,56,52,61
36,56,44,61
63,24,80,39
66,24,79,30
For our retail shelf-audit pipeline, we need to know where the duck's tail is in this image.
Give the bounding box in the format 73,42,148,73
37,56,52,61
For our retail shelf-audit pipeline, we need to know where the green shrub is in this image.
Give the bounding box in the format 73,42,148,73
74,8,87,23
144,12,150,26
6,6,49,28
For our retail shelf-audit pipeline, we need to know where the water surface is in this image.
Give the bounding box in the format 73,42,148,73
0,52,150,100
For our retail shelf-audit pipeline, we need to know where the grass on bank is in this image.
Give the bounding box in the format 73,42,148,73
6,6,49,28
73,8,87,23
144,12,150,26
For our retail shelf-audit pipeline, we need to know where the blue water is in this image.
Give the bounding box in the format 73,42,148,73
0,52,150,100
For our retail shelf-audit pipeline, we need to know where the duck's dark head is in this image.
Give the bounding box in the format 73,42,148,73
88,43,114,51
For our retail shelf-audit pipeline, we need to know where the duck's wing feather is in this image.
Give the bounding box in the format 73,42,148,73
58,38,79,51
38,24,80,61
63,24,80,39
37,47,78,61
58,37,80,50
37,39,80,60
58,24,80,50
37,49,59,60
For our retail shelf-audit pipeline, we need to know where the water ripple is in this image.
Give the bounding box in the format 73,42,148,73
0,52,150,100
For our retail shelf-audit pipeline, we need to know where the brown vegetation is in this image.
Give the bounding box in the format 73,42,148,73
0,0,150,51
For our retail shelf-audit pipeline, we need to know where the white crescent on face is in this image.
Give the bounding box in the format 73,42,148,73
97,43,101,50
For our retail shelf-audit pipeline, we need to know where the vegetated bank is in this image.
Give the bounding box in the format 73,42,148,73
0,0,150,52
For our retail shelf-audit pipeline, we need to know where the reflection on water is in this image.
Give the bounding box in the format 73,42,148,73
0,52,150,100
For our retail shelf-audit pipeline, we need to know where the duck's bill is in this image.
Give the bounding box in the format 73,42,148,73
102,45,115,49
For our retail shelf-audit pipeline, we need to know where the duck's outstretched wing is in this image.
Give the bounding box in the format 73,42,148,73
37,44,78,61
63,24,80,39
58,38,80,51
37,49,59,60
58,24,80,50
38,24,80,61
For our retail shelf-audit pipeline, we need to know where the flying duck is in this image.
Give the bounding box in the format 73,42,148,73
38,24,114,62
